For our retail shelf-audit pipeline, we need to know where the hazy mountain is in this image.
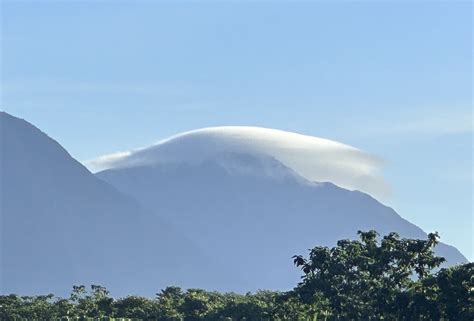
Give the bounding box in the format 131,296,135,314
1,114,466,296
96,127,467,291
0,112,224,296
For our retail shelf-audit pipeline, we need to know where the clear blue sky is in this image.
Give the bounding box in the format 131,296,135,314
2,1,472,259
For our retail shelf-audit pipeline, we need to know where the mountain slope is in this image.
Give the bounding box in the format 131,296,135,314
0,112,221,296
96,128,467,291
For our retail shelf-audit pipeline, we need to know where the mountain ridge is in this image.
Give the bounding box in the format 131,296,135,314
0,112,225,296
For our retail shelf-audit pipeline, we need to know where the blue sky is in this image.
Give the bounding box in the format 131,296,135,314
2,1,472,259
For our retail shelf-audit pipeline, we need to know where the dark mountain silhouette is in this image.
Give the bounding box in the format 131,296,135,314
0,112,225,296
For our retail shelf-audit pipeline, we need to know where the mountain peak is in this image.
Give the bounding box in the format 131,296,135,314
1,113,215,296
89,126,389,200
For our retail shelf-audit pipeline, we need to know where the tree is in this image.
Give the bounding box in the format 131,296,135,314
292,230,446,319
69,284,114,318
429,262,474,320
113,295,157,319
155,286,185,320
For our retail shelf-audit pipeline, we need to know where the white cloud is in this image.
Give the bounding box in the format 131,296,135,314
87,126,390,201
87,151,132,172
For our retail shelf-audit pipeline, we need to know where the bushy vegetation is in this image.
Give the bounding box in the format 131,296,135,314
1,231,472,321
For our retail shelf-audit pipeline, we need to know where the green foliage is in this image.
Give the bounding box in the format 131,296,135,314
426,261,474,320
292,230,471,320
1,231,471,321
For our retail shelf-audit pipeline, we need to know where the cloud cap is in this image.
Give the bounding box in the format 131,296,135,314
88,126,389,200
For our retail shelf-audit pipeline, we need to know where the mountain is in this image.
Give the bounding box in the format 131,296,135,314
0,112,224,296
95,127,467,291
1,115,466,296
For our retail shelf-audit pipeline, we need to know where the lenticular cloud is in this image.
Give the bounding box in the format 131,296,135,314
87,126,390,200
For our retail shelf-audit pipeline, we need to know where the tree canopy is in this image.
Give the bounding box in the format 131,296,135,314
292,230,472,320
1,231,471,321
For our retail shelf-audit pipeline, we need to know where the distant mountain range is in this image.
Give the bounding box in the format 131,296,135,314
0,112,467,296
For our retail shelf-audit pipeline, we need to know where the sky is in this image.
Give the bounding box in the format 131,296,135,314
1,1,472,259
